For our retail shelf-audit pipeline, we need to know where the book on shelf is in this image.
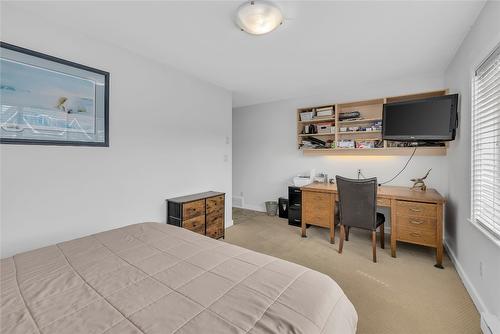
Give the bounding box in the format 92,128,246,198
316,114,334,119
315,107,334,118
315,106,334,111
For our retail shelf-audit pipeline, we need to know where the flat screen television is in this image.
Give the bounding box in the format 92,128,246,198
382,94,458,141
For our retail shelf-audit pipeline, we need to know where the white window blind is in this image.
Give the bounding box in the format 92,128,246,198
472,45,500,238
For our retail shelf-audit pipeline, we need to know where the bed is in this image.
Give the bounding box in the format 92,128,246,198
1,222,357,334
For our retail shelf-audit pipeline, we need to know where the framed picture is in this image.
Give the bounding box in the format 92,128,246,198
0,42,109,146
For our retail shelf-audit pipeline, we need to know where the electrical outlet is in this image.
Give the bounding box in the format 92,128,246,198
240,192,244,197
225,136,230,145
224,154,228,162
479,261,483,279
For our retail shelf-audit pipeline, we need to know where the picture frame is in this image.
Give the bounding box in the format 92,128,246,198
0,42,109,146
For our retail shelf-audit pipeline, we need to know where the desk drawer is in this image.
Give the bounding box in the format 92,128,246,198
396,201,437,218
183,215,205,235
398,215,436,232
183,200,206,220
305,191,332,203
377,198,391,207
302,191,333,228
397,216,436,247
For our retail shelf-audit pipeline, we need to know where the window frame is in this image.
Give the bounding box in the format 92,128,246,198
470,42,500,244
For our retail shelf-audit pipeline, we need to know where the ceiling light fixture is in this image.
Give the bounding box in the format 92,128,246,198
235,0,283,35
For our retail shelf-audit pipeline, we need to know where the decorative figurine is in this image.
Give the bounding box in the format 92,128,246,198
411,169,431,191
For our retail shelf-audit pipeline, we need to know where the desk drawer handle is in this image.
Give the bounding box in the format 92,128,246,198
409,219,424,225
410,232,421,237
294,219,301,222
409,208,422,212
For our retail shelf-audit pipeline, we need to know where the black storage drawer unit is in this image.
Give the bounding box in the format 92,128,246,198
288,186,302,226
288,207,301,227
289,186,302,206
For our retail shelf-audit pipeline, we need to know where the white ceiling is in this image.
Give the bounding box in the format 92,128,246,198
5,1,485,107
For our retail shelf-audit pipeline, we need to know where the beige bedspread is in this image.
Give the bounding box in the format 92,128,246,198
0,222,357,334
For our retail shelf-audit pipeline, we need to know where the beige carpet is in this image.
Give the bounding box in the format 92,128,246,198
226,208,480,334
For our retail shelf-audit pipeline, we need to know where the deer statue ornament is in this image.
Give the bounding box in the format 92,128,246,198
411,169,431,191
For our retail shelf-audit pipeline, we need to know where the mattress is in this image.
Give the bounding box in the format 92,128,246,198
0,222,357,334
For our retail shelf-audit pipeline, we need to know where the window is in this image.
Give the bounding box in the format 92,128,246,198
472,45,500,239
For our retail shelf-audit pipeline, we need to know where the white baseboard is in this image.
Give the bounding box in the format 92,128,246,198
232,196,244,208
444,240,486,315
481,313,500,334
242,203,266,212
225,219,234,228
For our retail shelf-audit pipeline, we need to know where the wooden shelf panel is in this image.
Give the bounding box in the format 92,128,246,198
298,105,335,112
386,90,447,104
337,99,384,109
299,117,335,124
298,133,335,137
302,147,447,156
338,130,381,135
343,138,382,141
338,118,381,124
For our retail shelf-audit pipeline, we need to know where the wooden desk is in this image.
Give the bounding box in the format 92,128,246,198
300,183,446,268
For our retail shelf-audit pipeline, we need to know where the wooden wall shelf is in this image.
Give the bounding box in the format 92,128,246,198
297,89,449,156
302,147,447,156
299,117,336,124
338,118,382,125
338,130,382,135
298,133,335,137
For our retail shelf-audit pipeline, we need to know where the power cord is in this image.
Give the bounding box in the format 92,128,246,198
378,146,417,186
357,169,367,179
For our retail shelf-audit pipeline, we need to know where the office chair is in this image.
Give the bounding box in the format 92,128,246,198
336,176,385,262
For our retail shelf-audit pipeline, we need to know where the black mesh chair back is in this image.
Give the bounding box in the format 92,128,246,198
336,176,378,231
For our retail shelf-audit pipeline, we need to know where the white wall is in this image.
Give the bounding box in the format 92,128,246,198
444,1,500,318
233,74,448,223
0,5,232,257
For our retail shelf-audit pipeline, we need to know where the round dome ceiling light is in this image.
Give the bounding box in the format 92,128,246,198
235,0,283,35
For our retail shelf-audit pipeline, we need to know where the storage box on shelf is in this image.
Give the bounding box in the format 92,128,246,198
296,90,449,156
317,123,335,134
